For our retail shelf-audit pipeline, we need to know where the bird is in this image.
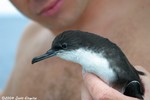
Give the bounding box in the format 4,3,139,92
32,30,145,99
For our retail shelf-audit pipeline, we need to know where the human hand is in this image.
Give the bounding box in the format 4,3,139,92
81,66,150,100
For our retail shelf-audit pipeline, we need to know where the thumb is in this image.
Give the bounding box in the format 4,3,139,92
83,73,138,100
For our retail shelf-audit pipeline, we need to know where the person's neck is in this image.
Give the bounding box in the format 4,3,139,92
50,0,149,40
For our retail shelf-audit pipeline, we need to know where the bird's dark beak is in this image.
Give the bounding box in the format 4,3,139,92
32,49,57,64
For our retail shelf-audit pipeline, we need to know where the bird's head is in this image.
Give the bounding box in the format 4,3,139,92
32,30,91,64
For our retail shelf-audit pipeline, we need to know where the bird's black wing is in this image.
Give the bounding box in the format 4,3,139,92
100,40,145,99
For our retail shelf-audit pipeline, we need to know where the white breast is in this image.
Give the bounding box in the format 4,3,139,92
57,48,116,84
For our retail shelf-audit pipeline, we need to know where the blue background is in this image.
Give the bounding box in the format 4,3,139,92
0,15,29,91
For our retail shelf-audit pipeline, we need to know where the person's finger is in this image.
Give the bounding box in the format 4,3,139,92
83,73,139,100
81,84,93,100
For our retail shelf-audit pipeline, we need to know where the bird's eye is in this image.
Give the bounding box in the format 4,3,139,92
61,43,67,49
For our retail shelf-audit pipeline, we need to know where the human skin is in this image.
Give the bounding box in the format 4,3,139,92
1,0,150,100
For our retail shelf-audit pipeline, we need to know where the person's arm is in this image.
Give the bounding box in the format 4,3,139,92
82,66,150,100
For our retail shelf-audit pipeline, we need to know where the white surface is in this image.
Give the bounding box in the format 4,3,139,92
0,0,21,16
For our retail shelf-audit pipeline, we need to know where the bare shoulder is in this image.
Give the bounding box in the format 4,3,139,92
16,22,54,58
2,22,52,94
2,22,82,100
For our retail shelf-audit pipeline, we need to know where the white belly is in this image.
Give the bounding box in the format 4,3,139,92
57,48,116,84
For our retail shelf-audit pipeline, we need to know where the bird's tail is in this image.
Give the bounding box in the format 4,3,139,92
137,70,145,75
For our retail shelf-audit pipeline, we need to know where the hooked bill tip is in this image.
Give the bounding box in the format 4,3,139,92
31,50,57,64
32,58,38,64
